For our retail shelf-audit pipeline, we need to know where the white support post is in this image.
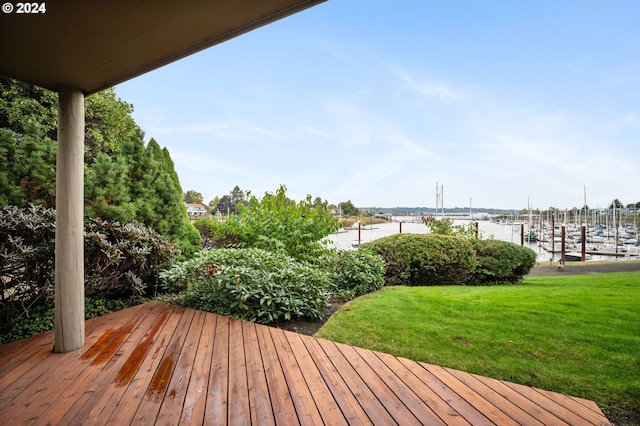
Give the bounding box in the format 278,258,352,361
54,87,85,353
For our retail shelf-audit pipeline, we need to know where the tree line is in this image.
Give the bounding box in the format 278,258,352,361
0,77,200,256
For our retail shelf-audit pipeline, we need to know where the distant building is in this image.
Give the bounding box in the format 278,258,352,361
185,203,210,221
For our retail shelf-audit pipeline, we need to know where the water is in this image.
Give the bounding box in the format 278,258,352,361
325,218,639,263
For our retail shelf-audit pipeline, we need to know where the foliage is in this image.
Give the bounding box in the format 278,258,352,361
0,125,57,208
467,239,537,285
228,185,341,262
1,78,201,255
0,204,56,331
183,190,203,204
0,205,179,337
192,218,244,250
160,248,331,324
362,233,476,286
316,273,640,418
338,200,358,216
84,218,180,298
84,87,138,163
329,249,386,300
424,217,483,240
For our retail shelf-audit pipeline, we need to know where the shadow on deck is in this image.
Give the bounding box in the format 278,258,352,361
0,301,611,425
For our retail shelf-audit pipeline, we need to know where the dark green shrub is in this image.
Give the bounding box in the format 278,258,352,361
193,218,245,250
0,205,179,338
362,233,476,286
468,239,536,285
84,218,180,298
159,248,330,324
330,249,386,299
0,204,56,332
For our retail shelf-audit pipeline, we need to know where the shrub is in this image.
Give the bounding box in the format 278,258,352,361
468,239,537,285
193,218,245,250
84,218,180,298
330,249,386,299
159,248,331,324
362,233,476,286
227,185,340,262
0,204,56,332
0,205,179,337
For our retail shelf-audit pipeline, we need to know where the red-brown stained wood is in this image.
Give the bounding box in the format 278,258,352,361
354,346,448,425
376,352,471,426
285,332,347,425
316,338,397,424
399,358,495,426
227,317,251,425
426,363,520,426
156,309,207,425
302,336,374,425
204,314,230,425
445,367,548,426
0,302,612,426
255,323,300,425
181,312,217,425
242,321,276,425
269,327,325,425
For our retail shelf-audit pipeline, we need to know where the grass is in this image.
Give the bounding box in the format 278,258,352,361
315,272,640,417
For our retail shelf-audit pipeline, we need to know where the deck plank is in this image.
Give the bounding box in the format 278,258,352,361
0,302,613,425
301,336,373,425
285,332,347,425
242,321,276,425
156,309,207,425
255,322,299,425
203,314,230,425
316,338,398,424
181,312,217,425
270,327,325,425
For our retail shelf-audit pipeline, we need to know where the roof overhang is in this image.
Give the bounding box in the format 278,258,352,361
0,0,326,94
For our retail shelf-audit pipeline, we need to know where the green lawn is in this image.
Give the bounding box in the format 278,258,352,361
316,272,640,417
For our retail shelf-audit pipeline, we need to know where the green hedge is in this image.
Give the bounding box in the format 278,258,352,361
468,239,537,285
361,233,476,286
330,249,386,299
160,248,331,324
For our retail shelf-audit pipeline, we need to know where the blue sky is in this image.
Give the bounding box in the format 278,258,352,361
116,1,639,210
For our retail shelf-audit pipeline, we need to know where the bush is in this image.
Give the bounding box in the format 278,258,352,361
362,233,476,286
84,218,180,298
330,249,386,299
468,239,536,285
0,205,179,338
0,204,56,332
193,218,244,250
228,185,340,262
159,248,331,324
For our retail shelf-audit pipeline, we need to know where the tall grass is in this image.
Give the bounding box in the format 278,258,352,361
316,272,640,415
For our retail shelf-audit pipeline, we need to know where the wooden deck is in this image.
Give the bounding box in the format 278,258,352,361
0,301,611,425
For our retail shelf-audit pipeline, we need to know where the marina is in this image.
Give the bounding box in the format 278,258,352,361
327,217,640,263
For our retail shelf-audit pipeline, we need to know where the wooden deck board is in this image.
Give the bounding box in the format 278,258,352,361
0,301,612,425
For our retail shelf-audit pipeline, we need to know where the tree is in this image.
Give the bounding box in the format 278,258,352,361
0,78,201,256
610,199,624,209
184,190,203,204
230,185,247,207
208,196,219,209
215,195,236,215
338,200,358,216
84,88,138,163
229,185,340,261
